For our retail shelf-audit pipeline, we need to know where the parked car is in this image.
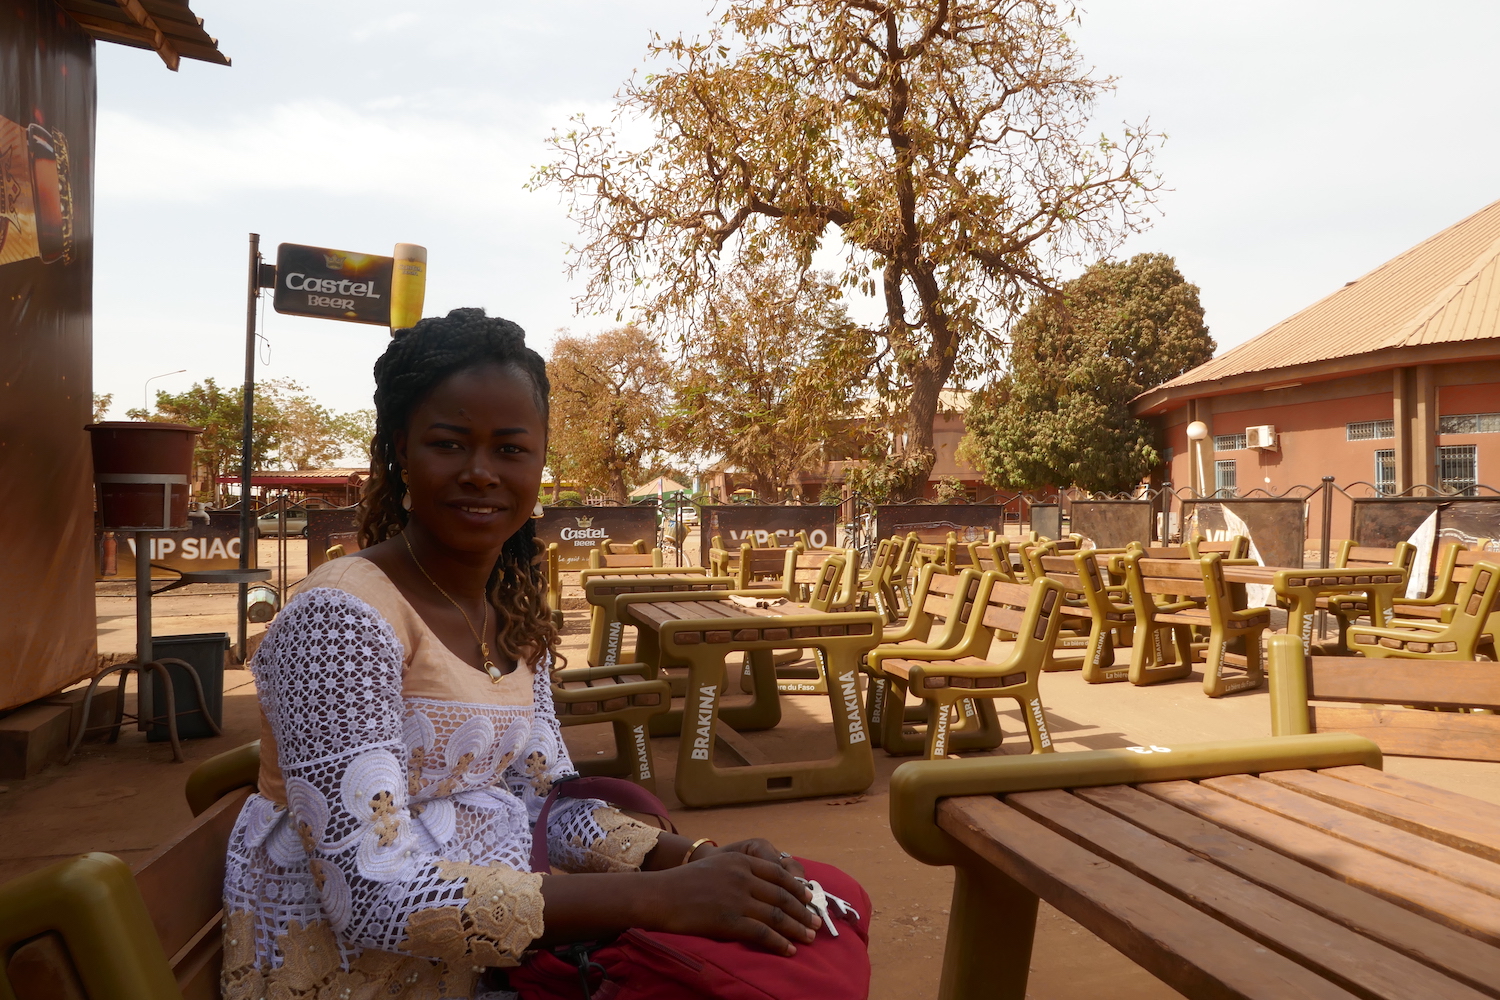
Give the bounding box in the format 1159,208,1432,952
256,508,308,537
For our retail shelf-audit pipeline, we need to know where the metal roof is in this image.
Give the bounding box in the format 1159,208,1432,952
57,0,228,70
1140,197,1500,406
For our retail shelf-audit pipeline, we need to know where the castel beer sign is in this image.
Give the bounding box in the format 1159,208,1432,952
273,243,393,325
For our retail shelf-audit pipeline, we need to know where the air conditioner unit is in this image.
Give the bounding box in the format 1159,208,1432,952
1246,425,1278,450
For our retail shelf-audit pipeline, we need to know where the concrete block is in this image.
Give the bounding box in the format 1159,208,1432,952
0,704,72,779
41,685,121,745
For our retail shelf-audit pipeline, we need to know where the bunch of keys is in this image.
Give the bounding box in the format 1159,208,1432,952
796,877,860,938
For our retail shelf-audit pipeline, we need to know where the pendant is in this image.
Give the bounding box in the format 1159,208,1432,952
485,660,503,683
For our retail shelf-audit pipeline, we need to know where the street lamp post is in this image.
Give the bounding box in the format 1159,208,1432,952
142,368,187,413
1186,420,1209,496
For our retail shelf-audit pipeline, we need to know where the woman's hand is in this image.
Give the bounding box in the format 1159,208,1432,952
701,838,806,880
637,851,820,956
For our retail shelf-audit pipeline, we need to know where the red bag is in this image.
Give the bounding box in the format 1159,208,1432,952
512,777,871,999
509,858,871,1000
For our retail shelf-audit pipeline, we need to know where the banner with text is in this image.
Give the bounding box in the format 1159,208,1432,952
96,527,255,582
273,243,393,325
698,505,839,566
536,506,660,573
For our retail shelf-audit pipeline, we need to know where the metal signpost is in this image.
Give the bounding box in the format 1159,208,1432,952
234,236,427,657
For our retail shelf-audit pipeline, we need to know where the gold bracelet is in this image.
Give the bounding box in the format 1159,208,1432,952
682,837,716,867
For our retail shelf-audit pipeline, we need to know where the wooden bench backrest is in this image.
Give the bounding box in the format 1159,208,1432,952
1134,557,1212,599
1270,636,1500,762
1338,540,1416,571
1188,535,1249,560
592,551,661,569
982,578,1063,644
1452,544,1498,584
921,569,983,626
1139,545,1193,560
604,539,649,555
807,555,847,611
792,548,838,584
2,786,252,1000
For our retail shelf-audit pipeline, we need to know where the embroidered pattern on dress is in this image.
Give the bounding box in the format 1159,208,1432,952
222,586,661,999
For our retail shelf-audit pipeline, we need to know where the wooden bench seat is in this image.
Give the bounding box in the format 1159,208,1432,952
553,663,672,790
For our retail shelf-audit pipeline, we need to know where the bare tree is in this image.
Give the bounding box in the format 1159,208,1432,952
533,0,1160,497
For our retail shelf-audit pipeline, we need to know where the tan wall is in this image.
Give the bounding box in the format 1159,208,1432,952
1152,359,1500,538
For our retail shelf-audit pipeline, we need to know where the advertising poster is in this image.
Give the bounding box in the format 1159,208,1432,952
0,3,97,709
535,506,659,573
273,243,394,325
1069,500,1155,548
875,504,1006,543
698,505,838,566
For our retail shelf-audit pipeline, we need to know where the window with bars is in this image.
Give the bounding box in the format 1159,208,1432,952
1374,449,1396,495
1347,419,1395,441
1438,445,1478,495
1438,412,1500,434
1214,433,1246,452
1214,460,1238,497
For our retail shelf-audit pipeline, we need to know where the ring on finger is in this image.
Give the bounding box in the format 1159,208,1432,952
778,851,792,860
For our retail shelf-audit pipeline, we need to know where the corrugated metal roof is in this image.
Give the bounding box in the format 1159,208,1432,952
1151,197,1500,394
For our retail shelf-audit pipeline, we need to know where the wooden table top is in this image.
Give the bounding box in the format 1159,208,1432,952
1221,564,1406,587
938,764,1500,999
623,597,877,644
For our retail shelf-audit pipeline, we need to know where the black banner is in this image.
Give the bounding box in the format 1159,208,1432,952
698,505,839,565
1181,498,1307,571
307,507,362,572
1070,500,1154,548
875,504,1005,543
273,243,393,325
96,527,255,582
536,506,659,573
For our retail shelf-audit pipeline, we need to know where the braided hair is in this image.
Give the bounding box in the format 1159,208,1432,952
359,307,559,669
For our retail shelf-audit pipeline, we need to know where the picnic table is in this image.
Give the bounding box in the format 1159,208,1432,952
579,569,731,668
1222,564,1408,653
891,732,1500,1000
618,592,881,807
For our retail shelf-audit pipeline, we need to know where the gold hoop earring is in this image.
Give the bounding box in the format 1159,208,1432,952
532,501,545,519
400,469,412,511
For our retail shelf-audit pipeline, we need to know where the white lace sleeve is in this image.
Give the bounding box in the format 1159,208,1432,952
253,587,545,969
504,656,663,873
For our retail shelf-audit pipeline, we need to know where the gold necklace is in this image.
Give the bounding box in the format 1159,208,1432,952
403,532,503,683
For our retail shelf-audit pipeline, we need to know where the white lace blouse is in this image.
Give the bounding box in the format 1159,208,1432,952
221,558,661,1000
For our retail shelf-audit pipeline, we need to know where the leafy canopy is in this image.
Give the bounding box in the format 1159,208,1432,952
546,327,673,502
533,0,1161,497
961,252,1214,492
668,266,866,499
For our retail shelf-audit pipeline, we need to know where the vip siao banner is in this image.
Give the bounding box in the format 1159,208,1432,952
697,505,839,566
96,527,256,582
274,243,393,325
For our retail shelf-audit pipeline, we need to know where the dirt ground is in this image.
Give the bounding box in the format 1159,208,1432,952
5,558,1500,999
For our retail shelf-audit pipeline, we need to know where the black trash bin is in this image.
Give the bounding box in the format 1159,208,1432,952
147,632,227,741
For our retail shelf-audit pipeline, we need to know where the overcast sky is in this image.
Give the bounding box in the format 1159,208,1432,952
92,1,1500,421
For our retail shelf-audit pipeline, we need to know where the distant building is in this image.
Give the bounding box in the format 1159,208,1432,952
1133,198,1500,526
215,468,368,507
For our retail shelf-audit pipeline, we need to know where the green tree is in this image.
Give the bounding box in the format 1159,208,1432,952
961,253,1214,492
533,0,1160,499
336,408,377,466
668,267,865,500
547,328,673,502
129,378,281,502
265,382,347,470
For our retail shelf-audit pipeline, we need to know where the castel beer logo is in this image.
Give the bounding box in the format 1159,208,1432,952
274,243,394,326
560,515,607,542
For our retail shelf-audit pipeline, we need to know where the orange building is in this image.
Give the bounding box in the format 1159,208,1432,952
1134,198,1500,527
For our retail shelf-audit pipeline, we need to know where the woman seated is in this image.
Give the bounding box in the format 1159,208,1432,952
221,308,867,999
